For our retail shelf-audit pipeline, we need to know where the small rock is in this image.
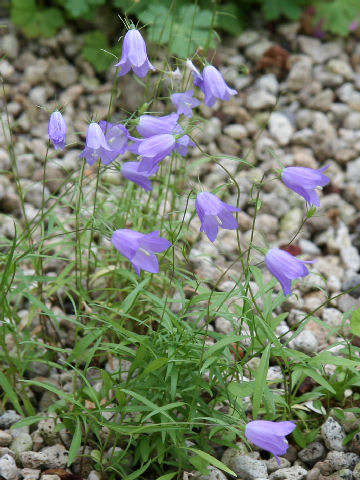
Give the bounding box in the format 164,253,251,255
41,444,68,468
291,329,318,354
322,308,343,328
10,433,33,460
298,37,342,63
0,454,18,480
321,417,346,452
20,452,47,469
269,466,307,479
0,411,22,429
48,63,78,88
24,60,48,86
223,124,248,140
326,451,359,470
246,90,276,110
229,455,268,479
306,467,320,480
21,468,40,480
1,34,19,60
353,462,360,479
266,456,291,473
0,431,12,447
269,112,294,146
299,442,326,466
327,59,354,80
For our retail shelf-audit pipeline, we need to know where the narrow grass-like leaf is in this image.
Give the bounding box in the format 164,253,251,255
0,371,24,416
67,417,82,466
252,344,270,419
187,448,236,477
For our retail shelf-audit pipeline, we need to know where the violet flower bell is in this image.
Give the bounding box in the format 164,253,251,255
79,122,112,166
281,165,330,207
136,113,180,137
121,161,159,191
48,111,67,150
137,133,176,172
265,248,316,296
195,192,240,242
198,65,237,107
245,420,296,465
170,90,200,118
112,229,172,275
98,120,129,165
115,28,155,78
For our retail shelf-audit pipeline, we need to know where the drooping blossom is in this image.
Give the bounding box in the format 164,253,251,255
115,28,155,78
48,111,67,150
129,113,195,172
186,59,203,87
112,229,171,275
281,165,330,207
265,248,316,296
245,420,296,465
121,161,159,191
170,90,200,118
189,64,237,107
79,122,112,166
98,120,129,165
195,192,240,242
136,113,179,137
137,134,176,172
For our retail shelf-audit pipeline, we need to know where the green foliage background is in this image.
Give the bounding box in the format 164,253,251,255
8,0,360,72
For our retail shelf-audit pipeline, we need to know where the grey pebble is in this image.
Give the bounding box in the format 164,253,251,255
41,444,68,468
269,465,307,479
0,411,22,430
193,465,228,480
0,454,18,480
20,451,47,469
321,417,346,452
10,433,33,460
299,442,326,466
21,468,40,480
0,431,12,447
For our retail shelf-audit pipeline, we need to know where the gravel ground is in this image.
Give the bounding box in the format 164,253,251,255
1,15,360,480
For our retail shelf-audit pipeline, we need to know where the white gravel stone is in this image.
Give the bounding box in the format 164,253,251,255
290,329,318,354
321,417,346,451
0,454,18,480
269,466,307,479
269,112,294,146
246,90,276,110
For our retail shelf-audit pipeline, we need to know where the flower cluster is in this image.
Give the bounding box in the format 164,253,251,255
44,25,333,465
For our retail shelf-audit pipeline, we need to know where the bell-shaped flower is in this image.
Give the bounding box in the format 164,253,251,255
245,420,296,465
137,133,176,172
121,161,159,191
265,248,316,296
136,113,179,137
79,122,112,166
98,120,129,165
112,229,171,275
195,192,240,242
199,65,237,107
281,165,330,207
48,111,67,150
115,28,155,78
170,90,200,118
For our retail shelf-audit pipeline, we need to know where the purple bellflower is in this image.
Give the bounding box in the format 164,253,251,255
191,64,237,107
79,122,112,166
281,165,330,207
98,120,129,165
121,161,159,191
265,248,316,296
137,133,176,172
48,111,67,150
245,420,296,465
112,229,171,275
186,59,203,87
170,90,200,118
195,192,240,242
137,113,180,137
115,28,155,78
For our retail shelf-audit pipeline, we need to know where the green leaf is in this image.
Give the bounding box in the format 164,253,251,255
0,371,24,416
11,0,64,38
293,367,336,394
11,416,44,429
156,473,177,480
188,448,236,477
63,0,105,17
350,308,360,336
215,3,243,36
316,0,360,36
252,344,270,419
142,357,168,376
67,418,82,466
81,31,117,73
262,0,307,21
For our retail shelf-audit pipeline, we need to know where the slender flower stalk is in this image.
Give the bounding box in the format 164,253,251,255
48,111,67,150
281,165,330,207
115,28,155,78
265,248,316,296
245,420,296,465
195,192,240,242
112,229,171,275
